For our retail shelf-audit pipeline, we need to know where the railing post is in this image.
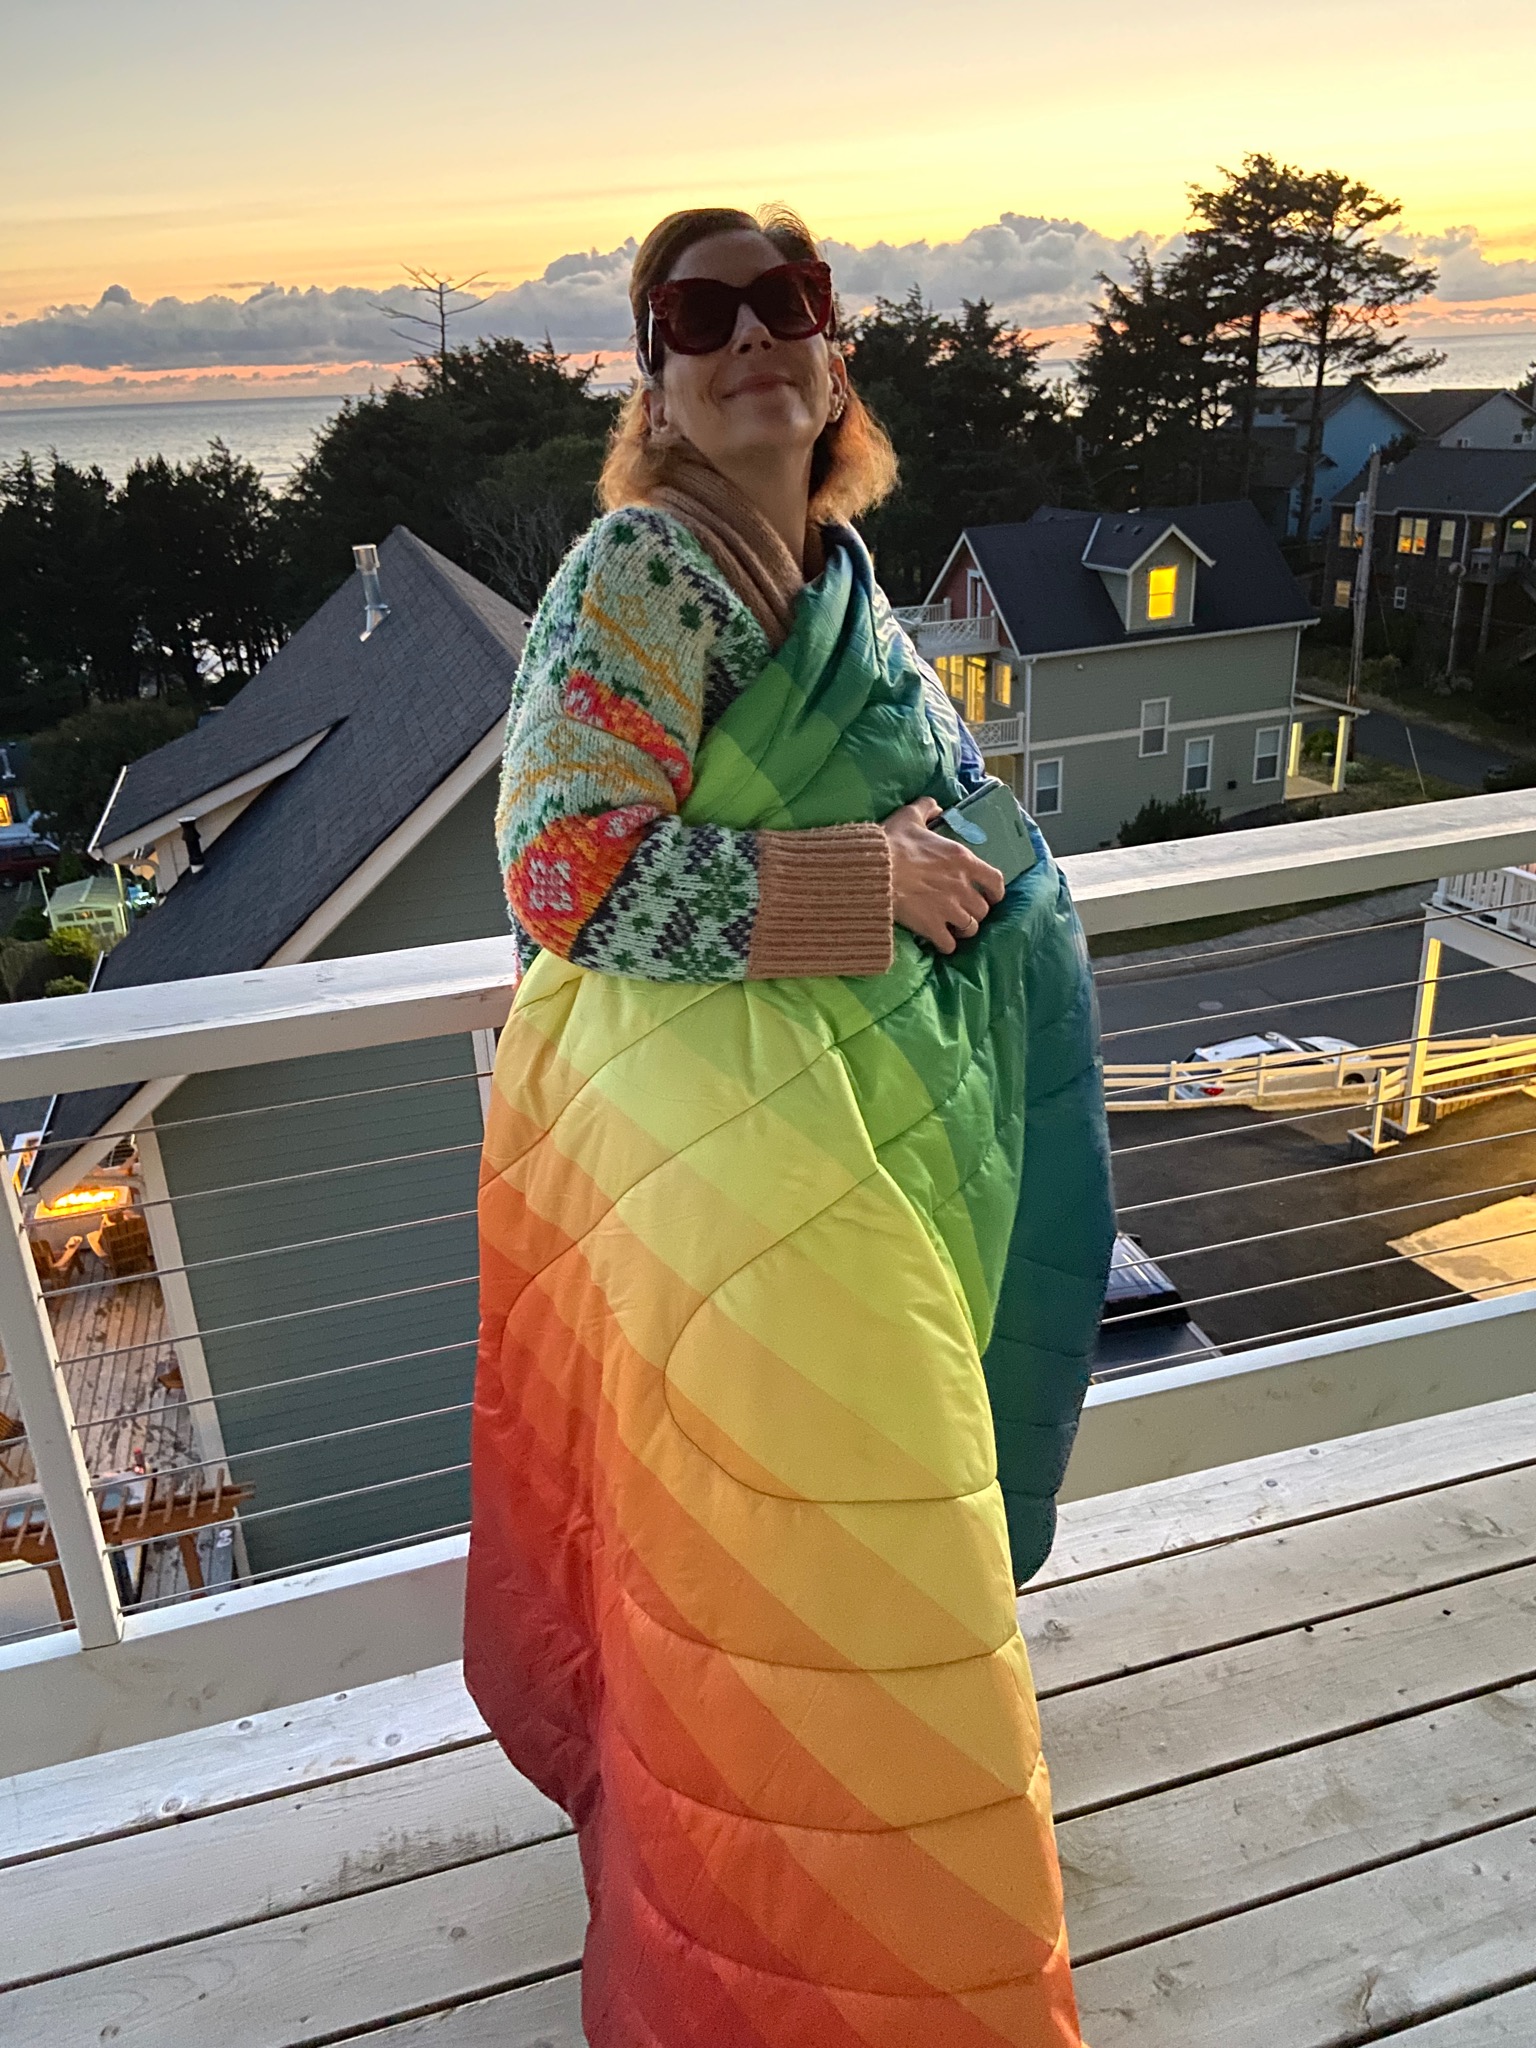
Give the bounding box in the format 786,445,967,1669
0,1166,124,1646
1402,931,1443,1138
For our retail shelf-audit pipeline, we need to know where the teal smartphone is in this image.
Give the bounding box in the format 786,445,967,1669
929,777,1037,885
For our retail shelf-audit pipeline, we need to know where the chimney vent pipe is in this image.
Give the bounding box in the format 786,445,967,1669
354,543,390,641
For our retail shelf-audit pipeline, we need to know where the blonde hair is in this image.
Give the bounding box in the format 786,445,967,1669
598,203,898,525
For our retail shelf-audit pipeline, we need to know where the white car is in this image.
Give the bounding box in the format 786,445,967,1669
1173,1030,1369,1100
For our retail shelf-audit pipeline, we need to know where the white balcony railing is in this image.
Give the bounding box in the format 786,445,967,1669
1434,865,1536,947
905,612,1001,658
4,789,1536,1780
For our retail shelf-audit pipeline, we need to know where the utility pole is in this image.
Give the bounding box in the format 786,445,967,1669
1478,516,1501,658
1443,518,1471,682
1346,446,1380,712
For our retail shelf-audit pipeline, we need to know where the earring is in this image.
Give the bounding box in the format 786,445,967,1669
828,389,847,422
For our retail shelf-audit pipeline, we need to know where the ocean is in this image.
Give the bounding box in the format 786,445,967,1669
0,394,350,488
0,326,1531,490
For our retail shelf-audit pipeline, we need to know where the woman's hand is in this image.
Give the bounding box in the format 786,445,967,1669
882,797,1005,953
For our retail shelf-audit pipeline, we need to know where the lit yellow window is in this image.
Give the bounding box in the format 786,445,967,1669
1146,565,1178,621
936,656,964,703
965,658,987,725
0,795,11,827
994,662,1012,708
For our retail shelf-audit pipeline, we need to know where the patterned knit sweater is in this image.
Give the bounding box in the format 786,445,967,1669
495,505,897,982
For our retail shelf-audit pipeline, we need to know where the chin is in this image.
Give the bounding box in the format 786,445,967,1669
714,393,818,454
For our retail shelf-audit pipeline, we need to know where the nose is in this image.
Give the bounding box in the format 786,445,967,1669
730,299,774,350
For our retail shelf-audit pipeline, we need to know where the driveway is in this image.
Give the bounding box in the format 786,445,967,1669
1353,707,1515,790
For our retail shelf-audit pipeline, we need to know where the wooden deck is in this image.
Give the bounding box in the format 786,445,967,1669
3,1392,1534,2047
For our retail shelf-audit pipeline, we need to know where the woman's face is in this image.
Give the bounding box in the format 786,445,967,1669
645,229,848,472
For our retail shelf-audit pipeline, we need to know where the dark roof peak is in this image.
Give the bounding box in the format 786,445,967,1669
955,499,1312,656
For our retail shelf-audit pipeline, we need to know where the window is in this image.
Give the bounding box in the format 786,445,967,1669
1396,515,1429,556
0,794,11,827
1338,510,1357,550
1334,578,1354,609
964,656,987,725
1438,519,1457,560
1032,757,1062,816
1139,697,1169,757
993,661,1012,708
1146,564,1179,621
1183,736,1212,795
965,569,986,618
1253,726,1282,783
1479,520,1499,549
1393,586,1408,610
1510,518,1531,557
935,655,965,704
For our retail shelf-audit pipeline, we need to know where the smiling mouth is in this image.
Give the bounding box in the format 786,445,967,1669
729,376,794,396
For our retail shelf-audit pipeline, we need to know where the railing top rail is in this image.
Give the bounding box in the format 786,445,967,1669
0,793,1533,1098
1066,789,1536,938
0,933,520,1098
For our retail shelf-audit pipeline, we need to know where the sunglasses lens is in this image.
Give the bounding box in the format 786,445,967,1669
658,279,738,355
753,265,831,339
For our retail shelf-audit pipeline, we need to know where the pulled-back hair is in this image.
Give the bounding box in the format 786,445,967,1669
598,203,898,525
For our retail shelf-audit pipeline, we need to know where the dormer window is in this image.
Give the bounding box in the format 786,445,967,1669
1146,566,1178,622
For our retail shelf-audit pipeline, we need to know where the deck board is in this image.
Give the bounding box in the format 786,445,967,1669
4,1395,1534,2047
1023,1464,1536,1692
1040,1564,1536,1816
0,1835,587,2048
1040,1388,1536,1589
1057,1680,1536,1959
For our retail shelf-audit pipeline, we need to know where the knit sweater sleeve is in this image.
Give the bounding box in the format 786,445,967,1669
495,509,894,982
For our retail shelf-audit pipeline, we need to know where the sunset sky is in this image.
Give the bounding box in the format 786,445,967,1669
5,0,1535,399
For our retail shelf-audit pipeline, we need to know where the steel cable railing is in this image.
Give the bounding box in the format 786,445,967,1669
6,806,1536,1672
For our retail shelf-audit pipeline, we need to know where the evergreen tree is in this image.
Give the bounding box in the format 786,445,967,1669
848,291,1078,600
1186,153,1316,491
1075,250,1229,505
280,337,616,616
1273,173,1442,538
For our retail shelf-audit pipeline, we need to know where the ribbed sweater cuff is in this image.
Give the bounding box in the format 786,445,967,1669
747,825,894,978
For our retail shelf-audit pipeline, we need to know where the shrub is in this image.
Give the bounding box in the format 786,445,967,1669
1116,793,1224,847
46,926,98,968
43,975,89,998
6,906,48,941
0,938,56,1002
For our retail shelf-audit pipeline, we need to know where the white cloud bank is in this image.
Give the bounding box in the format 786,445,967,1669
3,215,1533,377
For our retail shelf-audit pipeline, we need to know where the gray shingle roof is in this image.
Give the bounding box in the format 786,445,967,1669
1081,514,1215,573
964,500,1315,658
1331,446,1536,518
35,527,526,1178
1253,382,1415,431
1381,388,1535,441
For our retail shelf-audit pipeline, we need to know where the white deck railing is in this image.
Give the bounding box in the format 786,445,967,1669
1434,865,1536,947
4,788,1536,1774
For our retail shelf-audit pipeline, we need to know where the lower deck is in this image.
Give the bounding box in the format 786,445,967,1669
4,1392,1535,2046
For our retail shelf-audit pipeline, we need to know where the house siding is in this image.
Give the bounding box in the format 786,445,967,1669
1027,628,1298,853
153,771,506,1577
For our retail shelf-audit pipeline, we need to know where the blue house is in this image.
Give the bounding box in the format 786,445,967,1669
1252,380,1416,539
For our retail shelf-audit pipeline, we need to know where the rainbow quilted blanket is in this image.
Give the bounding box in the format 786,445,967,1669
466,533,1114,2046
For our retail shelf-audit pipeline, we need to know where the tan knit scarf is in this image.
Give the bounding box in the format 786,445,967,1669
642,441,823,650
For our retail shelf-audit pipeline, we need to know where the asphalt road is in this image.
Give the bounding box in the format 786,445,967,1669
1095,920,1536,1354
1353,708,1513,791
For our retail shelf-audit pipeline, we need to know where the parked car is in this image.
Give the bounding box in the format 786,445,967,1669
0,815,59,884
1094,1231,1221,1380
1174,1029,1370,1100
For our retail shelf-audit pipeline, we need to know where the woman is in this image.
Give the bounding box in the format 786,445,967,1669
465,203,1113,2048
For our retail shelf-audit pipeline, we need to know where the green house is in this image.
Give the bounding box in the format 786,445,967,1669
909,501,1316,854
35,531,526,1580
